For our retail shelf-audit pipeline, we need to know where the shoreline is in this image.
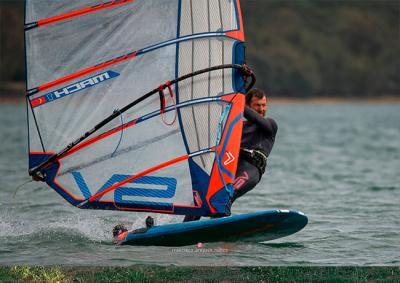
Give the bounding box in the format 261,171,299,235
2,95,400,105
269,96,400,104
1,82,399,105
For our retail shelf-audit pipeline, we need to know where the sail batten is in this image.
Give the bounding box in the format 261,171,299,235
25,0,135,30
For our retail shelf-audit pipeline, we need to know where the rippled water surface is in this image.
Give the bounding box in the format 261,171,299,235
1,103,399,265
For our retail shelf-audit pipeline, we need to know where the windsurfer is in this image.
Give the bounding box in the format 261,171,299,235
113,216,155,240
184,88,278,222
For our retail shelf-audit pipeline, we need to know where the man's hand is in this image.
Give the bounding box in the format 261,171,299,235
32,174,44,182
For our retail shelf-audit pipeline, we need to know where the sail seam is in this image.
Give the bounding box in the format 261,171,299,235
188,0,206,168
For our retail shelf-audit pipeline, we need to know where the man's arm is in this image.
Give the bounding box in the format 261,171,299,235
244,106,278,136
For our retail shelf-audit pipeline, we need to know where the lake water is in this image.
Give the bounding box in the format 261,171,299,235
0,102,399,266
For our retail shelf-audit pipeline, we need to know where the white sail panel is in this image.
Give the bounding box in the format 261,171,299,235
26,0,249,216
25,0,178,89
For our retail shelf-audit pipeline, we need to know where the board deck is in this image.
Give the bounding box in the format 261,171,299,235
116,210,308,246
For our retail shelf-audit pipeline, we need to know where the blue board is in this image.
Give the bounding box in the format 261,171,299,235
116,210,308,246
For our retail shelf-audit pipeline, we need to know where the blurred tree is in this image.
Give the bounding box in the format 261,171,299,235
0,2,24,83
243,0,400,97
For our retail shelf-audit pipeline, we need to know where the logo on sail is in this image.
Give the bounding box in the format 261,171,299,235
31,70,120,108
223,151,235,165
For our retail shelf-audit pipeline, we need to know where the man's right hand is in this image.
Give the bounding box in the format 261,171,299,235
32,174,44,182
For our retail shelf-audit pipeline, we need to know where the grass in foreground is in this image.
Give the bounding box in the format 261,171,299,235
0,266,399,283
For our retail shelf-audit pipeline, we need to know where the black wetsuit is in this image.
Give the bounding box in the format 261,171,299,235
183,107,277,222
232,106,278,201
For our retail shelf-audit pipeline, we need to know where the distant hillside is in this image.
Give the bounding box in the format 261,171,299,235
243,0,400,97
0,1,24,83
0,0,399,97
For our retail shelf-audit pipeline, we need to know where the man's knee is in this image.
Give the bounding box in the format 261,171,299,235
233,171,250,190
232,167,260,201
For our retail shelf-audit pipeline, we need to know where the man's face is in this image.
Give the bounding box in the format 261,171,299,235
248,96,267,117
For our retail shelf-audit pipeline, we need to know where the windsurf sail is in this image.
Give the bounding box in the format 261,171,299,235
25,0,255,216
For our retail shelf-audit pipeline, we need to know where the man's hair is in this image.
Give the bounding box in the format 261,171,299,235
245,88,268,105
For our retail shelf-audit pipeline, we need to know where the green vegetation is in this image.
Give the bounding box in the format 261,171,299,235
0,1,24,83
243,0,400,97
0,0,399,97
0,266,399,283
3,266,66,283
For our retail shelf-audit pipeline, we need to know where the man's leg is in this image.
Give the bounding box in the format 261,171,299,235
183,214,201,222
183,161,260,222
232,160,260,202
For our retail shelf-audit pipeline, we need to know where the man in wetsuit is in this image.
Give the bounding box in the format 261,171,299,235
184,88,278,222
112,215,154,241
232,88,277,201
